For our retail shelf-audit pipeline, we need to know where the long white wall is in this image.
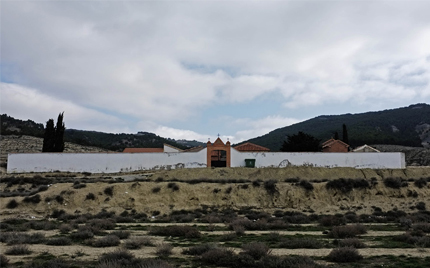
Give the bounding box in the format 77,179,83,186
7,148,406,173
231,149,405,169
7,149,207,173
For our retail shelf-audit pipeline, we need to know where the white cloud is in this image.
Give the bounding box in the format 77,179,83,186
0,83,129,133
1,1,429,139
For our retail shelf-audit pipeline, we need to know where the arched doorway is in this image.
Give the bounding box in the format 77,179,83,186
207,138,231,167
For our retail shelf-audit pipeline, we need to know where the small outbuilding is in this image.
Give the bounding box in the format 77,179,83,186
322,138,349,152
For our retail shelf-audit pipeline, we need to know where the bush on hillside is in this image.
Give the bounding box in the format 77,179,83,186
327,247,363,262
328,224,367,238
22,194,41,204
149,225,201,238
298,180,314,191
264,180,278,195
384,177,408,189
6,199,18,209
326,178,369,193
241,242,271,260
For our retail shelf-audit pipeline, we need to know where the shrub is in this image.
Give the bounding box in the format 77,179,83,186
104,186,114,196
384,177,408,189
6,199,18,209
201,248,235,266
182,243,217,256
73,183,86,189
319,215,345,226
416,236,430,247
416,202,426,211
5,244,32,255
85,193,96,200
87,218,116,230
167,182,179,191
279,238,323,249
51,209,66,218
123,236,154,249
219,232,237,241
70,227,94,240
233,224,246,236
149,225,201,238
152,186,161,193
242,242,270,260
328,224,367,238
225,187,233,194
252,180,261,187
1,232,45,245
0,254,9,267
93,235,121,247
99,249,134,263
155,243,173,257
261,255,320,268
46,237,72,246
327,247,363,262
338,238,366,248
326,178,369,193
23,194,41,204
264,180,278,195
414,178,428,188
412,222,430,233
298,180,314,191
55,195,64,203
110,230,131,239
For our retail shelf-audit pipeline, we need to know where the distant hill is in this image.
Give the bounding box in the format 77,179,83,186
1,114,190,152
243,103,430,151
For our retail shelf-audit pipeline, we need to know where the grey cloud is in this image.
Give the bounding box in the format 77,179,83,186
1,1,429,131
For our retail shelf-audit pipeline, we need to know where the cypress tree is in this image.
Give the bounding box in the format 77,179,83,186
42,119,55,152
54,112,65,152
342,124,349,145
334,131,339,140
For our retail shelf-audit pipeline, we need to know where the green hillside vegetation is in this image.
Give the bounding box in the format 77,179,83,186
65,129,187,151
244,103,430,151
1,114,187,152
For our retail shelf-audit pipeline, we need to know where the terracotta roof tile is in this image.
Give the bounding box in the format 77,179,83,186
322,139,349,148
123,148,163,153
234,142,270,152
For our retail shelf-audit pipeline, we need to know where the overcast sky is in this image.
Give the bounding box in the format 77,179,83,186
1,0,429,143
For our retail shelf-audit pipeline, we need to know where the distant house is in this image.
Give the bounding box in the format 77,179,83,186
233,142,270,152
353,144,380,153
322,138,349,152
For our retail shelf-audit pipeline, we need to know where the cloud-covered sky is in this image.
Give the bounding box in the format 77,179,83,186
1,0,429,143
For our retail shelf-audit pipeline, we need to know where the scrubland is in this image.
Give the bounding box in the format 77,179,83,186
1,167,429,267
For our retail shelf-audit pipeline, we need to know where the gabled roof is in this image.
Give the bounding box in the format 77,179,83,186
123,148,163,153
234,142,270,152
213,137,225,146
322,138,349,148
353,144,380,152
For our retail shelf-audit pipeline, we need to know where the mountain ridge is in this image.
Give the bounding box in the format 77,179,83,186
244,103,430,151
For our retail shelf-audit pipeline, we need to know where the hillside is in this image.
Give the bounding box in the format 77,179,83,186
1,167,429,218
245,103,430,151
1,114,192,152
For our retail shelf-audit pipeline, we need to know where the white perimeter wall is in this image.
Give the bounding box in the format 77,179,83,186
7,149,207,173
7,148,406,173
231,149,405,169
